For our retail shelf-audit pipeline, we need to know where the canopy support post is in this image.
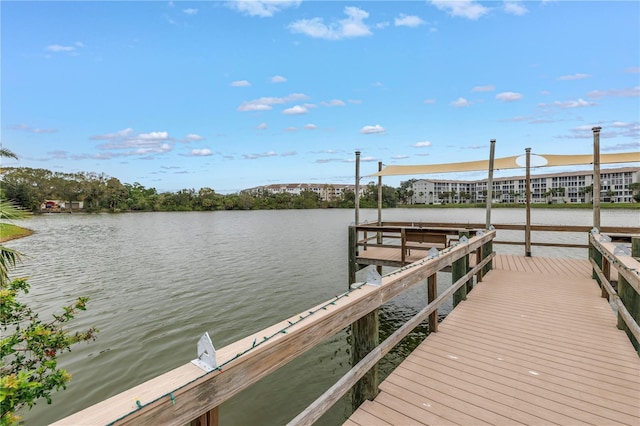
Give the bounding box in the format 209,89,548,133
355,151,361,226
592,127,602,230
485,139,496,229
525,147,532,257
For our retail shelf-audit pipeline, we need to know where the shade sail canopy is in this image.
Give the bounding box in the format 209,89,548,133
368,151,640,177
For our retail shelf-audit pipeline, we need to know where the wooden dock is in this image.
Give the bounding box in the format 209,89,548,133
345,254,640,425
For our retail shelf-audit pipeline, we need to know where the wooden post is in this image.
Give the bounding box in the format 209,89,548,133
376,162,383,275
475,246,484,283
355,151,361,226
400,228,406,265
452,231,469,307
427,274,438,333
525,147,532,257
601,256,610,300
592,127,602,230
616,274,640,353
190,407,219,426
351,314,379,409
462,230,473,292
632,237,640,258
348,226,379,410
486,139,496,229
481,240,493,275
348,226,358,287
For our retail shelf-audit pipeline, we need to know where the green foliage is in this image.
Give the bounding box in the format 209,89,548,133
1,151,97,424
0,279,97,424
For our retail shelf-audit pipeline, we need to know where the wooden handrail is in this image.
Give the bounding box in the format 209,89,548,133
589,233,640,351
288,252,496,426
590,258,640,342
54,231,496,426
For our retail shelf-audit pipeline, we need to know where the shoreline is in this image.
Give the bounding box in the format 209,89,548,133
0,224,34,243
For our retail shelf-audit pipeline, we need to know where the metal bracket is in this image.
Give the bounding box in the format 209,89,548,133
459,235,469,244
191,332,217,372
427,247,439,259
614,245,631,256
364,267,382,286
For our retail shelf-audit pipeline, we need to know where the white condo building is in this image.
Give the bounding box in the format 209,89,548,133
243,183,358,201
410,167,640,204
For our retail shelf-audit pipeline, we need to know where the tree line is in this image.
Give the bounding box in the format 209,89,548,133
0,167,401,213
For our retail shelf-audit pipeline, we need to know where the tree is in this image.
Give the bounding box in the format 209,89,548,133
629,182,640,202
0,150,97,425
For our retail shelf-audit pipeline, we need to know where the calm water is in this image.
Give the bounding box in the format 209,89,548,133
6,208,636,425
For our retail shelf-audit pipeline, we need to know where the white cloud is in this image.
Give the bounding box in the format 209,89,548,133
360,124,386,134
138,131,169,140
271,75,287,83
243,151,277,159
227,0,301,17
587,87,640,99
284,126,298,132
349,99,362,104
256,123,268,130
12,124,57,134
288,6,372,40
451,97,472,107
625,67,640,74
45,44,77,52
496,91,523,102
282,105,308,115
412,141,432,148
394,14,425,28
392,155,409,159
423,99,436,104
90,128,134,140
231,80,251,87
183,8,198,15
321,99,346,107
472,85,495,92
91,128,175,157
304,123,317,130
503,1,528,16
190,148,212,156
539,98,596,108
238,93,310,112
281,151,297,156
375,21,390,29
557,73,590,81
184,133,204,141
430,0,489,20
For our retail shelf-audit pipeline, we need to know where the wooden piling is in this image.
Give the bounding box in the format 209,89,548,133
190,407,219,426
633,237,640,258
452,231,469,307
427,274,438,333
481,239,493,275
348,225,379,409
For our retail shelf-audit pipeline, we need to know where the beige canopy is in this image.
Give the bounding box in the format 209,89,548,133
368,151,640,177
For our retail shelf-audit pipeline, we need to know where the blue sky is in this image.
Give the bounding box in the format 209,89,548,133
2,1,639,193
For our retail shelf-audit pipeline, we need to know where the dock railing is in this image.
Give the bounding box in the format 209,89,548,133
375,221,640,250
589,232,640,354
54,231,496,426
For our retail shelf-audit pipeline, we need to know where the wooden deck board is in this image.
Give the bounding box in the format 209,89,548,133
345,254,640,426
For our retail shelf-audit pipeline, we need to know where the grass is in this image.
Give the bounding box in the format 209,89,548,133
402,202,640,209
0,223,33,242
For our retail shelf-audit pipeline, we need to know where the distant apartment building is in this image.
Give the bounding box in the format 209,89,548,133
243,183,357,202
410,167,640,204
